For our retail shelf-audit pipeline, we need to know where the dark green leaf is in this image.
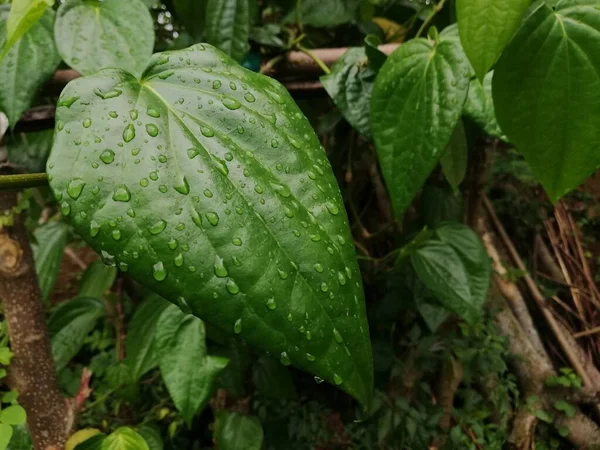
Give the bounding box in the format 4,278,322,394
32,221,69,303
554,400,576,418
125,294,171,380
0,8,59,126
78,260,117,298
205,0,251,62
421,185,464,229
364,34,387,70
214,411,264,450
0,406,26,426
55,0,154,77
493,0,600,202
292,0,360,28
252,356,296,400
49,297,105,371
47,44,373,409
371,35,470,218
463,72,505,140
154,304,229,425
440,120,467,191
172,0,206,41
3,0,53,57
456,0,530,80
250,24,284,48
5,425,31,450
6,129,53,172
214,340,251,397
101,428,148,450
138,426,163,450
0,424,13,450
321,48,376,138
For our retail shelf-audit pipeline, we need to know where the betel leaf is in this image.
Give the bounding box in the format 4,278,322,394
54,0,154,77
49,297,105,371
463,72,505,140
5,425,31,450
32,221,69,303
3,0,53,57
456,0,530,80
321,48,377,138
125,294,170,380
46,43,373,409
493,0,600,202
440,120,467,191
0,7,60,126
205,0,251,62
371,35,470,218
214,411,264,450
101,428,148,450
0,405,26,426
155,304,228,425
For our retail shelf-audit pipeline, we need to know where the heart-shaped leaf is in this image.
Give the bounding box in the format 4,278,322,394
493,0,600,202
47,43,373,409
55,0,154,77
371,35,470,218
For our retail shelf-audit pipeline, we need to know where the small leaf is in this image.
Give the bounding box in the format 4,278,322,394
5,425,31,449
155,304,228,426
250,24,284,48
73,434,106,450
493,1,600,202
66,429,102,450
535,409,553,424
456,0,530,80
101,428,149,450
55,0,154,76
3,0,53,57
214,411,263,450
321,48,377,138
78,260,117,298
371,35,470,218
0,8,60,126
125,294,170,380
6,130,53,172
205,0,251,62
291,0,360,28
252,356,296,400
463,72,505,140
0,424,13,450
32,221,69,303
49,297,105,371
364,34,387,70
138,426,163,450
440,120,468,191
0,348,13,366
554,400,576,418
0,405,26,426
2,391,18,404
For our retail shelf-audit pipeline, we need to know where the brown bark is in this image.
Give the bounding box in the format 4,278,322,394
0,189,71,450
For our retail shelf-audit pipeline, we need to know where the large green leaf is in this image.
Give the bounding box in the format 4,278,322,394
125,294,170,380
3,0,53,57
32,221,69,303
321,48,377,138
205,0,251,62
49,297,105,371
214,411,263,450
371,36,470,218
6,129,53,173
47,43,373,408
0,7,60,126
54,0,154,77
456,0,530,80
493,0,600,202
101,428,148,450
155,304,228,425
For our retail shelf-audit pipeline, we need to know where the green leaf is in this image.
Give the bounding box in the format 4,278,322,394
0,7,60,126
0,405,26,426
250,24,284,48
214,411,264,450
172,0,206,41
410,223,490,323
125,294,170,380
32,221,69,303
49,297,105,371
493,0,600,202
252,356,296,400
291,0,360,28
3,0,53,57
5,425,31,450
138,426,163,450
78,260,117,298
554,400,576,418
74,433,106,450
440,120,467,191
55,0,154,77
364,34,387,70
6,129,53,173
102,428,149,450
321,48,376,138
154,304,229,425
205,0,251,62
2,391,18,404
0,424,13,450
463,72,505,140
47,43,373,409
371,36,470,218
456,0,530,80
0,348,12,366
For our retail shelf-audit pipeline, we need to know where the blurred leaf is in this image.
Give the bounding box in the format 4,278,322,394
440,120,468,191
290,0,361,27
5,425,31,450
0,405,26,426
215,411,264,450
32,221,69,303
172,0,206,41
372,17,406,43
0,424,13,450
49,297,105,371
421,185,464,229
252,356,296,400
125,294,170,380
250,24,284,48
6,129,53,173
78,260,117,298
205,0,251,62
138,426,163,450
155,305,229,426
66,429,102,450
214,340,251,398
73,434,106,450
3,0,53,57
363,34,386,70
102,428,148,450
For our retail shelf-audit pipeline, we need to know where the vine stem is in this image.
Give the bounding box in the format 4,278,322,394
416,0,447,38
296,44,331,75
0,173,48,190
